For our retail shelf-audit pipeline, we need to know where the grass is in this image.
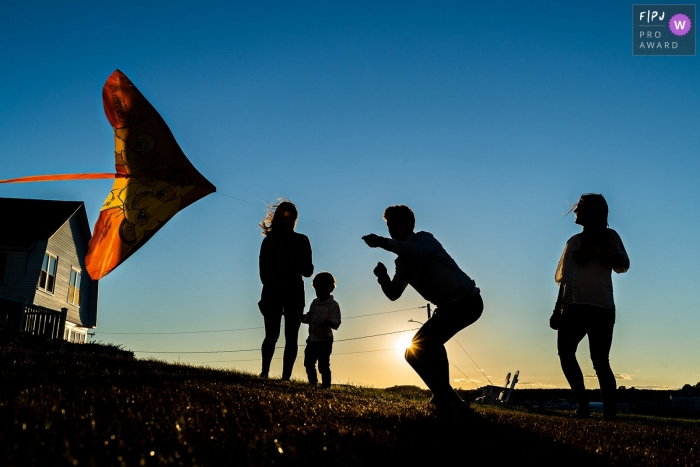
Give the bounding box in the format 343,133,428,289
1,344,699,466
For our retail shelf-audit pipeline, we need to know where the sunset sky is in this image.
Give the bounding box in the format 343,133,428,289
1,1,699,390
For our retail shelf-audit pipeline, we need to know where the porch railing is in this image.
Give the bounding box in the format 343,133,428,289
0,296,67,340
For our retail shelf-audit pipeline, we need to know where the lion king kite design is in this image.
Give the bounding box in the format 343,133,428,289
0,69,216,280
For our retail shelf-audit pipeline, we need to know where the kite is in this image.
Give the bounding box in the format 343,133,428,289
1,70,216,280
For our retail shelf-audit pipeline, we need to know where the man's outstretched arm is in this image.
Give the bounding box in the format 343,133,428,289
363,233,437,256
363,234,390,249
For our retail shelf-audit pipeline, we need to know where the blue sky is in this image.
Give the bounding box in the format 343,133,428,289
1,1,699,389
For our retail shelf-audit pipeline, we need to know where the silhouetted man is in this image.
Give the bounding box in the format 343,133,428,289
363,205,483,415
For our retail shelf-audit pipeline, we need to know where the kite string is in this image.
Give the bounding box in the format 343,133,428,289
451,338,493,385
215,190,381,267
448,359,480,389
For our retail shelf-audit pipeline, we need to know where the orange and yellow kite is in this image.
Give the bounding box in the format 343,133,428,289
1,70,216,279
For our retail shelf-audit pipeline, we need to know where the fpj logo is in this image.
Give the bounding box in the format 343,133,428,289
633,5,696,55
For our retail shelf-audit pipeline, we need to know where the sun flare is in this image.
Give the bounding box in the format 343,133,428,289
396,334,415,358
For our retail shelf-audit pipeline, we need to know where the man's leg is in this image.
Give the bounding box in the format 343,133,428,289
304,341,319,386
261,310,282,376
281,307,303,380
404,293,483,405
318,341,333,388
588,308,616,419
558,305,589,414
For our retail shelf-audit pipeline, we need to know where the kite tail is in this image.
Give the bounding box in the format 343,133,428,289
0,173,128,184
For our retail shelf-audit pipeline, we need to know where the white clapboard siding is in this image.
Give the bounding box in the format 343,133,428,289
34,214,91,326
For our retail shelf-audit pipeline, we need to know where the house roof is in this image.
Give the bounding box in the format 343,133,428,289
0,197,90,249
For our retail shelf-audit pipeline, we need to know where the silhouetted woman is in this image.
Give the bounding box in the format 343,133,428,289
550,194,629,420
259,200,314,380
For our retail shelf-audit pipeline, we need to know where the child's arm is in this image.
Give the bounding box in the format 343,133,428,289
301,304,314,324
327,302,341,330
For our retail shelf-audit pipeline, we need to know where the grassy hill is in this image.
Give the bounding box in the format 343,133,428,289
1,344,698,466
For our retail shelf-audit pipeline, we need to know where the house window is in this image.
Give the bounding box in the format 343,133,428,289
68,268,82,305
0,251,7,283
38,252,58,293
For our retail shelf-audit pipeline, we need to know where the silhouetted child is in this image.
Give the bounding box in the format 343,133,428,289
301,272,341,388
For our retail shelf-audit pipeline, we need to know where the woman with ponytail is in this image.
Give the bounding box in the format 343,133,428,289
258,200,314,380
551,194,629,420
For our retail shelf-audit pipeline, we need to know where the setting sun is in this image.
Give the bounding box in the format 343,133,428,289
396,333,415,358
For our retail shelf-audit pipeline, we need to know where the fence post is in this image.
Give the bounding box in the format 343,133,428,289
18,296,27,332
426,303,432,320
58,308,68,340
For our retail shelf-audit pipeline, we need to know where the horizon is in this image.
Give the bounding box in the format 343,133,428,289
1,1,699,391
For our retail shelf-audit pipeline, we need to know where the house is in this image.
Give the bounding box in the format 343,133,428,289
0,197,98,343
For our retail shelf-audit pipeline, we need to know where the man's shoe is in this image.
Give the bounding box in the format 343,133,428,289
259,371,269,379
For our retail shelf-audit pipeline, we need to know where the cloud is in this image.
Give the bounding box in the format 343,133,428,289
615,373,634,381
583,373,634,381
453,378,481,384
517,381,558,389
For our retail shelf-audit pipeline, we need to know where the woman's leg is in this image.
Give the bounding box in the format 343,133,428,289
261,311,282,376
557,305,589,412
281,307,303,380
588,308,616,418
404,293,483,406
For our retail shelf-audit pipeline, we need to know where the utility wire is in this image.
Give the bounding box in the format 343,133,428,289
334,328,418,343
132,328,419,354
343,306,422,320
96,326,264,335
187,347,397,364
95,306,423,335
136,193,481,386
